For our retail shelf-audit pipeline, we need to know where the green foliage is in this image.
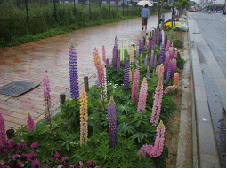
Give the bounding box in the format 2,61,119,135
173,39,183,48
176,50,186,69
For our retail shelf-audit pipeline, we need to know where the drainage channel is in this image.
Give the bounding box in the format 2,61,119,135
198,49,226,167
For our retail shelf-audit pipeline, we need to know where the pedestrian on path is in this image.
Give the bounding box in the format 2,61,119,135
141,4,150,30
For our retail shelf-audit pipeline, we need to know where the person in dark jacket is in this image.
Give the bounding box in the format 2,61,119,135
141,4,150,30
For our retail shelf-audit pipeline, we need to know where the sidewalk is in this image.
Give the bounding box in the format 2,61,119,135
0,13,172,131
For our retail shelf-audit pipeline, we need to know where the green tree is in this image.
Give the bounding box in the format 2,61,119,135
174,0,190,14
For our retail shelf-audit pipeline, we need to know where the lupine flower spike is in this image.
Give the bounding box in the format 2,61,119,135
120,42,124,61
69,41,79,100
0,113,7,145
174,50,178,59
79,89,88,147
150,73,164,126
125,39,130,54
106,58,109,70
132,69,140,105
137,78,148,113
145,65,150,81
165,60,172,87
117,57,121,72
171,58,177,77
164,73,179,94
102,45,106,64
130,46,134,64
159,43,166,65
124,59,130,90
43,75,51,119
168,47,175,60
27,113,36,132
108,96,118,149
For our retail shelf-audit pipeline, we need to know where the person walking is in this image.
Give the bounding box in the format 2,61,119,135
141,4,150,30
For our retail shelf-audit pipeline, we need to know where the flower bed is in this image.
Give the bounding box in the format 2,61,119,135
0,30,185,168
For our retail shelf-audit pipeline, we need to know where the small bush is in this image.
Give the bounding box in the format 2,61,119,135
173,39,183,48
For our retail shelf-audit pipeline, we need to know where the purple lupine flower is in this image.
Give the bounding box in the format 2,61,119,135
115,36,118,50
117,57,121,72
150,74,164,126
106,58,109,70
30,142,38,150
27,113,36,132
159,43,166,65
159,31,162,46
135,60,140,72
12,154,21,160
43,75,51,119
108,96,118,149
139,40,143,55
69,46,79,100
174,50,178,59
124,59,130,90
102,45,106,64
165,60,172,87
0,113,7,146
171,59,177,77
17,142,27,151
62,157,69,165
21,153,28,161
27,152,36,161
164,52,170,73
132,69,140,105
53,153,62,162
17,160,24,167
137,78,148,113
144,54,149,65
152,55,157,68
156,30,159,44
145,65,150,81
112,45,118,69
136,46,140,57
31,160,40,168
150,50,154,68
7,139,15,149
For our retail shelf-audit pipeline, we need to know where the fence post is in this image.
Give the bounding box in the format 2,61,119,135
84,76,89,93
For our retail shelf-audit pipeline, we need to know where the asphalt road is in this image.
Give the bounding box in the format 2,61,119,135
189,11,226,167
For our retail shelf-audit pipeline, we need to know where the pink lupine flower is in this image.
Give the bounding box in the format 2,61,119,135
164,52,170,73
137,78,148,113
166,40,171,52
174,50,178,59
150,74,164,126
0,113,7,146
102,45,106,64
164,86,176,94
168,47,175,60
171,59,177,77
132,69,140,105
43,75,51,118
138,120,166,157
79,161,83,168
27,113,36,132
156,64,164,83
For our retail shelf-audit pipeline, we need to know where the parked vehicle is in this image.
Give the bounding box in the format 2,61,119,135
223,5,226,14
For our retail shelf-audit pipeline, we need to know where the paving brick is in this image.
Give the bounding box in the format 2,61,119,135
23,111,40,118
3,115,27,125
0,104,13,111
35,104,46,110
9,108,25,114
11,112,27,120
0,108,13,116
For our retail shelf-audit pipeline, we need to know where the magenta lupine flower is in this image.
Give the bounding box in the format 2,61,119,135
165,60,172,87
87,161,94,167
150,50,154,68
108,96,118,149
62,157,69,165
168,47,175,60
124,59,130,90
102,45,106,64
31,160,40,168
171,59,177,77
137,78,148,113
27,113,36,132
174,50,178,59
166,40,171,52
30,142,38,150
43,75,51,119
53,153,62,162
69,46,79,100
132,69,140,105
164,52,170,73
138,143,153,157
44,165,50,168
0,113,7,146
12,154,21,160
106,58,109,70
79,161,83,168
27,152,36,161
159,43,166,65
17,142,27,151
150,74,164,126
117,57,121,72
7,139,15,149
94,166,101,168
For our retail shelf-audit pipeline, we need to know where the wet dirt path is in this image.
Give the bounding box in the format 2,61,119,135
0,13,172,130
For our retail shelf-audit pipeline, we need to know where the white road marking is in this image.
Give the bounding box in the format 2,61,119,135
209,38,222,50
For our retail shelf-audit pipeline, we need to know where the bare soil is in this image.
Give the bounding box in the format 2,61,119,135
165,31,192,168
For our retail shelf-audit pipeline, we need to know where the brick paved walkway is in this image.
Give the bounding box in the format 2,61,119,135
0,14,172,131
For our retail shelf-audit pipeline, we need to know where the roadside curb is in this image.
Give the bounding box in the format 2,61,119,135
187,14,221,168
